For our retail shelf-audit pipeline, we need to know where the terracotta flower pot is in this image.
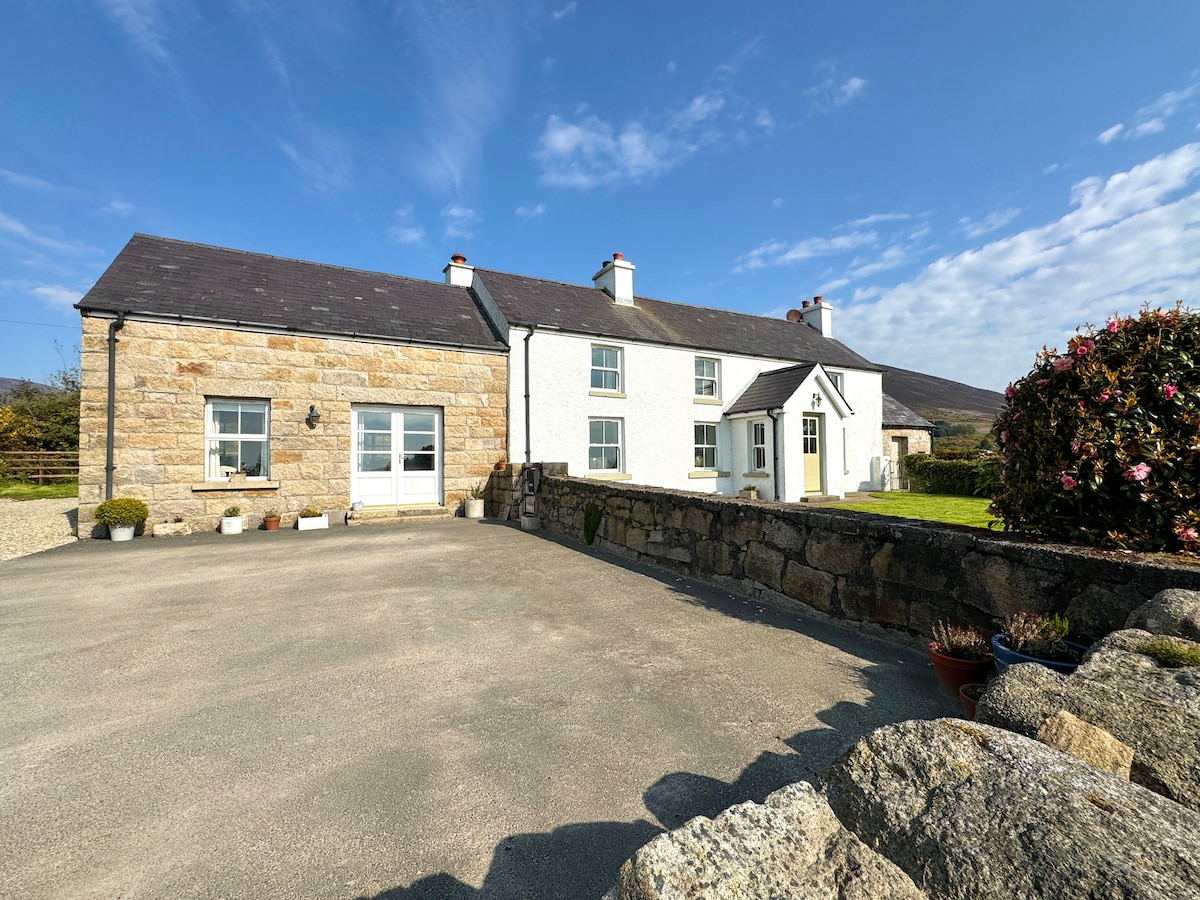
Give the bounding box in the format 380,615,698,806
263,516,281,531
928,642,994,698
959,683,986,720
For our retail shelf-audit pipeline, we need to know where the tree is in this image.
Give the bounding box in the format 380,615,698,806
0,361,80,453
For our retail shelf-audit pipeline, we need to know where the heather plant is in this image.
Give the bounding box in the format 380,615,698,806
990,302,1200,553
930,620,991,660
1001,612,1072,660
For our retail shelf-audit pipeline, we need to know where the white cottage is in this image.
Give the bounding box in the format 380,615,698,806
453,252,885,501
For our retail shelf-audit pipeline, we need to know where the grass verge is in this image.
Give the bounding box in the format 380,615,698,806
0,480,79,501
827,492,995,529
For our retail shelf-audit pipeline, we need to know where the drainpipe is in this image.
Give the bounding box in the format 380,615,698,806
104,311,127,500
523,325,535,465
767,408,781,501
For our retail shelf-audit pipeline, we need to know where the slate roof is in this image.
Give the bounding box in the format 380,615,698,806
475,269,879,371
882,393,935,429
76,234,507,352
724,364,818,414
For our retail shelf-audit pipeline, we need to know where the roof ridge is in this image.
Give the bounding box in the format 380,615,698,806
129,233,461,292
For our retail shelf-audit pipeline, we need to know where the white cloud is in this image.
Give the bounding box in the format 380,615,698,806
387,204,425,244
551,2,577,21
755,109,775,131
958,207,1021,239
1098,78,1200,144
805,61,868,112
30,284,82,310
276,119,351,196
102,200,134,216
0,211,91,254
536,92,732,189
96,0,176,62
515,203,546,218
772,197,784,208
0,169,55,191
848,212,910,227
815,277,850,294
841,143,1200,390
666,60,677,75
734,230,878,272
442,204,479,239
837,76,867,106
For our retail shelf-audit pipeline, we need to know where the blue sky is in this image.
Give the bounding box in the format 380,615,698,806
3,2,1199,391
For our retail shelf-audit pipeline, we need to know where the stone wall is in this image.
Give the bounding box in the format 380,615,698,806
535,475,1200,642
79,315,507,535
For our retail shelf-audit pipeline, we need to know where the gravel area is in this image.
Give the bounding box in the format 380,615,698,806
0,498,78,562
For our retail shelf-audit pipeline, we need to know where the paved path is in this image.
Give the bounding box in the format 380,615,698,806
0,520,957,898
0,497,76,561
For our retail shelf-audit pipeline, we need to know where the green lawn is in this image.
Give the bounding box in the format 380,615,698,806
826,492,995,529
0,480,79,501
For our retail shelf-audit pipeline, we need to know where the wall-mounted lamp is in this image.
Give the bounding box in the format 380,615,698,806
812,393,822,408
305,404,321,429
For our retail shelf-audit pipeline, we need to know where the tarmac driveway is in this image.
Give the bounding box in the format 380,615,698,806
0,520,957,898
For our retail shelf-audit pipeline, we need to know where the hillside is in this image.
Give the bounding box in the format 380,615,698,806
877,365,1004,417
0,377,49,398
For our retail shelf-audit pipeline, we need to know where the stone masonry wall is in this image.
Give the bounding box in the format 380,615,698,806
79,315,507,536
535,475,1200,643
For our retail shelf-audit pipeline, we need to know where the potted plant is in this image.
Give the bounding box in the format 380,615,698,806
739,485,759,500
464,482,485,519
958,683,987,720
262,509,281,531
928,620,994,697
94,497,149,542
297,507,329,531
495,459,508,472
992,612,1086,676
220,505,243,535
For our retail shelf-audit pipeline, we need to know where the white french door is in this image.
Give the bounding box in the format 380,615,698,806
351,406,442,507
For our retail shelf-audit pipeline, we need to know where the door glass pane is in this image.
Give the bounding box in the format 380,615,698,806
403,453,435,471
358,433,391,452
360,411,390,431
404,433,435,452
358,453,391,472
405,413,435,432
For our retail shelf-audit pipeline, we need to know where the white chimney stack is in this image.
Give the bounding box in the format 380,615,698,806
443,253,473,287
592,252,635,306
799,295,833,338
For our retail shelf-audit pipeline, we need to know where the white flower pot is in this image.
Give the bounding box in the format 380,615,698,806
220,516,243,535
464,498,484,519
297,514,329,531
108,524,136,542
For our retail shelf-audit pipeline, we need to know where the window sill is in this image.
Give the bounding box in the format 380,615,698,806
589,390,627,399
192,481,280,492
585,472,633,481
693,397,724,406
688,470,730,479
742,472,769,480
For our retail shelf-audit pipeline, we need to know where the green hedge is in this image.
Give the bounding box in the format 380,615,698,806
905,454,999,497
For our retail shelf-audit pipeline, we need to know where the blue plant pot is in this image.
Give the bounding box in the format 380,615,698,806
991,635,1087,677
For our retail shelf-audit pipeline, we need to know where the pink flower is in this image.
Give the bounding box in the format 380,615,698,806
1164,383,1178,400
1106,317,1125,333
1070,440,1081,454
1098,391,1111,402
1074,339,1095,356
1052,356,1074,373
1035,378,1049,387
1012,412,1022,421
1176,525,1199,544
1061,474,1077,490
1005,384,1016,398
999,430,1010,444
1123,463,1151,482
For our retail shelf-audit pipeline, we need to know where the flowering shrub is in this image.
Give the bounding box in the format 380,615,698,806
990,303,1199,553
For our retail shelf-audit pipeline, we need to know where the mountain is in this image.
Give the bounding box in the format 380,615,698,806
877,365,1004,418
0,377,49,398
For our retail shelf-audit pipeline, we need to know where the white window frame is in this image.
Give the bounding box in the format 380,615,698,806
590,345,622,393
751,421,767,471
206,398,270,480
694,423,718,469
694,357,720,398
588,418,623,471
828,371,845,396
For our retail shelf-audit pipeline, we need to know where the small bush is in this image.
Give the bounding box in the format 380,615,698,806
1138,639,1200,668
223,506,241,517
94,497,149,526
300,507,322,518
1001,612,1073,661
583,502,602,545
990,303,1200,552
931,621,991,660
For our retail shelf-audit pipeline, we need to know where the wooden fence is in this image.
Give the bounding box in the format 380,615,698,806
0,451,79,484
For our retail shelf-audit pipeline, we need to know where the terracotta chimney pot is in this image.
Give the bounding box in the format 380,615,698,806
813,296,822,304
613,252,623,261
802,300,811,309
451,253,466,264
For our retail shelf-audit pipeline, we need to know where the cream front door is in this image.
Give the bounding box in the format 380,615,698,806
351,406,442,507
803,415,822,493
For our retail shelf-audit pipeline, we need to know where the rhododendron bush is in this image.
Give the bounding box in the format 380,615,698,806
990,303,1199,553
